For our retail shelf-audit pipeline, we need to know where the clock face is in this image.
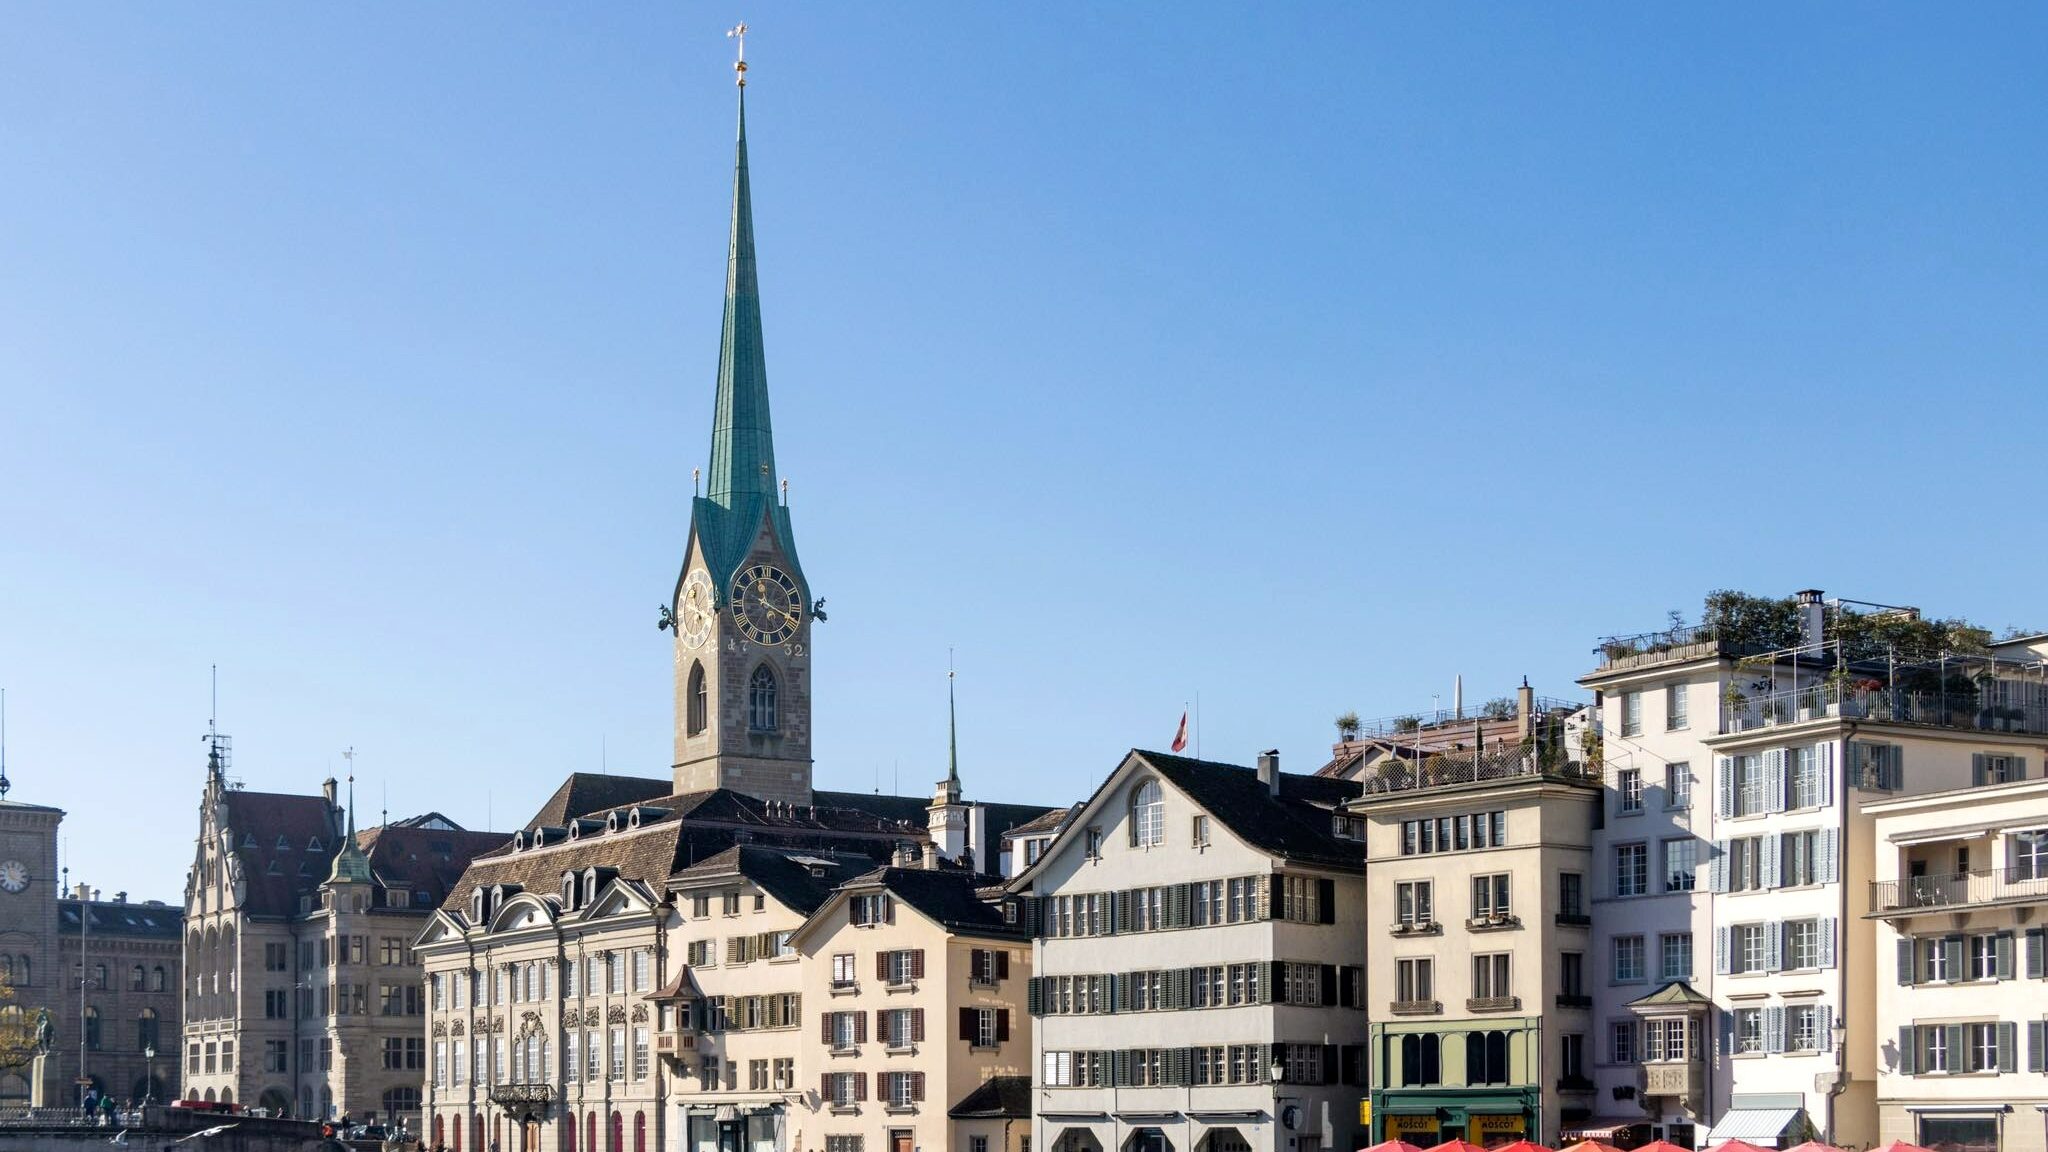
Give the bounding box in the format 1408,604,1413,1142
678,570,715,650
0,860,28,894
730,563,802,646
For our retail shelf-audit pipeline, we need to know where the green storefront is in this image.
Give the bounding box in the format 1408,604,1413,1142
1369,1018,1548,1146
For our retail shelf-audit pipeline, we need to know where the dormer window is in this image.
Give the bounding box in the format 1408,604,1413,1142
562,872,580,910
583,869,600,907
276,836,291,850
512,832,527,852
307,837,323,852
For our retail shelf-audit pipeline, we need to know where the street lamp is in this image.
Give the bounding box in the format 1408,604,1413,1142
144,1046,155,1107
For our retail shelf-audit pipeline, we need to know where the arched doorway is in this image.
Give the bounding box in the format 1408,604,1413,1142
257,1087,291,1117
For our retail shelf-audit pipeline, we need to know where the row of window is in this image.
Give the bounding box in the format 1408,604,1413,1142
431,1111,647,1152
1028,962,1362,1015
1895,1022,2041,1075
289,979,422,1018
1609,1016,1699,1063
1390,954,1517,1005
431,951,655,1010
1037,874,1333,937
67,1006,162,1052
295,934,413,970
686,932,794,968
695,1056,796,1093
822,1006,1009,1050
1041,1043,1359,1088
185,1038,233,1074
819,1070,924,1109
1393,874,1516,928
694,991,802,1032
1615,763,1691,814
682,661,781,735
432,1028,651,1087
1607,828,1839,898
1617,683,1687,737
1716,918,1839,974
1390,1029,1552,1088
1897,930,2048,985
1398,811,1507,856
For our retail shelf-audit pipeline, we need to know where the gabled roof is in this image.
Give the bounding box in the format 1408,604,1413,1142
950,1074,1031,1119
1629,980,1714,1009
221,789,338,917
668,845,867,916
1137,750,1363,870
845,866,1027,940
357,824,507,909
445,818,697,916
1002,804,1076,839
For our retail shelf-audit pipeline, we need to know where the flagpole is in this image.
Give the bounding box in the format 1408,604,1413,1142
1195,690,1201,760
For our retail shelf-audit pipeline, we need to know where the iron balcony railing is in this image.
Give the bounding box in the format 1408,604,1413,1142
1725,684,2048,736
1871,866,2048,915
1357,749,1598,795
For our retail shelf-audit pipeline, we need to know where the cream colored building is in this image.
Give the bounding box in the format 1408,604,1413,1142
790,863,1034,1152
1868,773,2048,1152
1017,749,1368,1152
1345,719,1600,1147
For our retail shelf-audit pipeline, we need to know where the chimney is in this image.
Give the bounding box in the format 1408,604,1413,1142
114,892,127,904
1256,750,1280,797
1796,590,1827,650
920,842,938,870
322,777,339,809
1454,674,1464,720
1516,678,1536,740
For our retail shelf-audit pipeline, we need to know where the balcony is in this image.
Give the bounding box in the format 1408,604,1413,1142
1640,1059,1703,1099
1389,999,1442,1016
1358,748,1598,797
487,1084,554,1112
1725,684,2048,737
1466,996,1521,1013
1871,867,2048,916
1594,622,1751,672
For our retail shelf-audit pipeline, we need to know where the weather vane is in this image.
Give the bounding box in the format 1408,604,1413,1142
727,23,748,87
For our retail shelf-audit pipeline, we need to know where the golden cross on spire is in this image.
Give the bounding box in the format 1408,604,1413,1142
727,22,749,87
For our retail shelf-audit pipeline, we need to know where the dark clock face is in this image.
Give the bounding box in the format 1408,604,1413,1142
730,564,802,646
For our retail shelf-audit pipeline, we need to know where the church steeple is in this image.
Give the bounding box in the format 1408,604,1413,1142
705,90,777,508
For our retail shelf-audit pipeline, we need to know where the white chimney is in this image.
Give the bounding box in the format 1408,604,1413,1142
1256,749,1280,797
1796,589,1827,650
1454,674,1464,720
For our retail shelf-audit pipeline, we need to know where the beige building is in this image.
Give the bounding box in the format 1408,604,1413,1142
790,863,1033,1152
1868,772,2048,1152
1342,698,1599,1147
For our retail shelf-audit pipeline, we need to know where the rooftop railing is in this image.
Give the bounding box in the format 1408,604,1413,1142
1724,683,2048,736
1355,748,1598,796
1871,866,2048,916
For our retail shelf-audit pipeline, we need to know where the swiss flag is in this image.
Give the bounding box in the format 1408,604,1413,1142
1171,710,1189,753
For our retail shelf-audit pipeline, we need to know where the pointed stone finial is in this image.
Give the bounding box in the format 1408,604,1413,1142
728,23,748,87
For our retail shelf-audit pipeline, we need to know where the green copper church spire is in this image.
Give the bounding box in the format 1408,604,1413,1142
704,80,776,506
947,667,960,789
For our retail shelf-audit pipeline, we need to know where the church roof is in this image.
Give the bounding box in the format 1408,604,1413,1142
685,88,807,603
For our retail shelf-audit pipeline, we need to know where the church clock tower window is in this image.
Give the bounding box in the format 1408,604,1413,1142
686,663,708,736
748,666,778,733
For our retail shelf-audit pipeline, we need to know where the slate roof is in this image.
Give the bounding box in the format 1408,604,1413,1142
358,824,508,910
949,1074,1031,1120
1002,805,1076,839
813,789,928,826
445,818,697,916
1136,750,1364,871
58,900,183,939
849,866,1027,940
222,789,340,918
668,845,868,916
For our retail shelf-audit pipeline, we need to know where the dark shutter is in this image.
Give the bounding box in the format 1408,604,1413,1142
912,1071,925,1101
996,950,1010,980
1342,1044,1365,1087
1998,1022,2017,1074
1263,874,1280,920
912,1008,925,1043
996,1009,1010,1042
819,1073,829,1100
853,1012,867,1044
1027,977,1043,1017
1322,1044,1339,1085
1113,891,1131,933
820,1012,832,1045
1997,933,2016,980
876,951,888,980
1944,935,1965,977
2029,929,2048,980
854,1072,867,1101
1898,938,1915,985
911,949,925,980
1316,878,1336,924
1112,1050,1131,1086
2029,1021,2047,1074
1320,964,1338,1006
959,1007,975,1042
1973,754,1987,787
1269,961,1286,1004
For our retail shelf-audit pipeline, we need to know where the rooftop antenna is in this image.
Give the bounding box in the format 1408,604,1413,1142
381,779,388,829
1,687,11,800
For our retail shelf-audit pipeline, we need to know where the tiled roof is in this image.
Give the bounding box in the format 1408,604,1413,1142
1137,750,1363,871
358,824,508,909
58,900,183,938
524,774,674,832
445,818,696,916
1002,805,1076,839
813,789,929,826
668,845,867,916
222,789,339,918
949,1074,1031,1119
850,866,1027,940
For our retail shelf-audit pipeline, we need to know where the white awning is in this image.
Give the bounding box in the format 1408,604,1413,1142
1705,1108,1806,1144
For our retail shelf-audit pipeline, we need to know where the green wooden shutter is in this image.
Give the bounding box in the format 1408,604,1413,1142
1997,1022,2017,1074
2028,929,2048,979
1996,933,2016,981
1897,938,1915,986
2029,1021,2047,1073
1898,1026,1917,1075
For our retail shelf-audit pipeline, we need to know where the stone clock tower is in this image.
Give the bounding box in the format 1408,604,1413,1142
667,84,815,807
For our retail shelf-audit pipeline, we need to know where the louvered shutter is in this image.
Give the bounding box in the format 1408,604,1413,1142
1886,745,1905,791
911,949,925,980
1818,918,1837,969
914,1071,927,1101
1317,878,1336,924
726,938,742,965
1897,1027,1917,1074
1946,1024,1966,1070
1945,936,1965,977
1996,933,2016,980
1765,922,1783,973
2017,756,2031,779
876,951,888,980
996,1009,1010,1042
1710,841,1728,893
1027,977,1043,1016
1898,938,1915,985
854,1011,867,1044
1764,1006,1785,1053
2028,929,2047,980
1263,874,1279,920
996,950,1009,980
821,1012,832,1045
820,1073,830,1101
1816,1005,1833,1051
958,1007,974,1042
1716,757,1735,817
2029,1022,2047,1073
1818,827,1839,884
1998,1023,2017,1074
1113,1050,1130,1087
1112,890,1130,933
855,1072,867,1101
1715,927,1730,974
1973,754,1987,788
912,1007,925,1043
1171,883,1191,927
1761,834,1781,889
1820,742,1836,805
1764,749,1787,813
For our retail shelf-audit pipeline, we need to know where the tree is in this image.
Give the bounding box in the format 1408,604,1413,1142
0,972,44,1074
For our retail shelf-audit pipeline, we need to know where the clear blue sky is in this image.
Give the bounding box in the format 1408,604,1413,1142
4,5,2043,895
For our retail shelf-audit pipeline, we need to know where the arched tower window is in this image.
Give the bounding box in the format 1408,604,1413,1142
686,662,709,737
747,665,778,732
1129,780,1164,848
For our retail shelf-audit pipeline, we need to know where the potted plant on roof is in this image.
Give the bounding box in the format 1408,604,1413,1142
1335,711,1361,743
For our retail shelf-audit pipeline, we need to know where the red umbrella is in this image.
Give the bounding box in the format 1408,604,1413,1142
1428,1140,1489,1152
1635,1141,1695,1152
1872,1143,1934,1152
1782,1142,1848,1152
1708,1142,1776,1152
1492,1141,1553,1152
1558,1143,1622,1152
1360,1142,1426,1152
